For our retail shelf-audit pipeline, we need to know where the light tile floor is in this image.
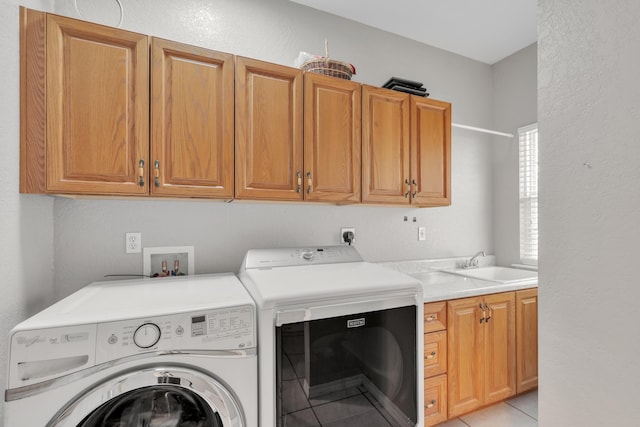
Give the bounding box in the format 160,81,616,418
438,390,538,427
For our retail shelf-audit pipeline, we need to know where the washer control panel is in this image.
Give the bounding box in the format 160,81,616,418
95,304,255,363
133,323,162,348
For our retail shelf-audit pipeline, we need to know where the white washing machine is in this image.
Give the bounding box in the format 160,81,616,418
4,273,257,427
238,246,424,427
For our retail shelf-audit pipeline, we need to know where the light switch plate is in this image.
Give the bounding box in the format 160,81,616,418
418,227,426,241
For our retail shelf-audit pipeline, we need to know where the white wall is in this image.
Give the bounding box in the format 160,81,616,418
492,44,537,267
539,1,640,425
0,0,56,421
50,0,497,296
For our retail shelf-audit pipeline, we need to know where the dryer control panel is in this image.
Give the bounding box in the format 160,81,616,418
95,304,255,363
241,245,363,269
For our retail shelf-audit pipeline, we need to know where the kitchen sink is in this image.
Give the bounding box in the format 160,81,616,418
442,266,537,284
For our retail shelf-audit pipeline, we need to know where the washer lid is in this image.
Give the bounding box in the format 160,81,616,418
13,273,254,330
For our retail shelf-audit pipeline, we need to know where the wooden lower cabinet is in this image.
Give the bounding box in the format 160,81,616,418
424,302,448,427
424,330,447,378
424,374,447,427
423,289,536,425
484,292,517,404
516,288,538,393
424,300,447,333
446,296,484,417
447,292,516,418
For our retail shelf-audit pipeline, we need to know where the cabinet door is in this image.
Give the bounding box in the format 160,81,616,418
447,296,484,418
362,85,410,204
151,38,234,198
46,13,149,195
235,57,303,200
410,97,451,206
304,73,361,202
484,292,516,404
516,288,538,393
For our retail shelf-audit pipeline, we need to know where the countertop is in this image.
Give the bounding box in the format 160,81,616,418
409,271,537,303
378,257,537,302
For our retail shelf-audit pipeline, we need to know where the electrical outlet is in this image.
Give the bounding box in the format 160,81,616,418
126,232,141,254
418,227,426,241
340,227,356,244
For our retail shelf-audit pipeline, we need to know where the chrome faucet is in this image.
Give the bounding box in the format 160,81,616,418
462,251,485,269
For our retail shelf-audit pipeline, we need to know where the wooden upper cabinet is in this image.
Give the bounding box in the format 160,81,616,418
20,8,453,206
304,73,361,203
235,57,303,201
362,85,410,204
516,288,538,393
362,87,450,206
151,38,234,198
411,97,451,206
39,11,149,195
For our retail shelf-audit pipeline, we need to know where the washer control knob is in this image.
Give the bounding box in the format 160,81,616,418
301,251,314,261
133,323,161,348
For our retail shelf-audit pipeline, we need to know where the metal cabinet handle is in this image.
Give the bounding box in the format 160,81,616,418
425,314,437,322
154,160,160,187
412,179,417,198
404,179,410,198
307,171,312,194
479,303,486,324
296,171,301,193
138,159,145,187
426,351,436,360
426,399,436,409
485,303,492,323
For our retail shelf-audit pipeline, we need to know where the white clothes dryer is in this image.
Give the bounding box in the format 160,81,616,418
4,273,257,427
239,246,424,427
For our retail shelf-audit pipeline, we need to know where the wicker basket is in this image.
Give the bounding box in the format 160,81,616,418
301,58,353,80
299,40,354,80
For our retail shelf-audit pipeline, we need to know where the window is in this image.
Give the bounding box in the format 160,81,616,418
519,123,538,265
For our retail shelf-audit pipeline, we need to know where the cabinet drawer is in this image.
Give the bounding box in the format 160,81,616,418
424,301,447,332
424,374,448,427
424,330,447,378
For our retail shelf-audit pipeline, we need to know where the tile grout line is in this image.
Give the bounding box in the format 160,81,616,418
505,400,538,421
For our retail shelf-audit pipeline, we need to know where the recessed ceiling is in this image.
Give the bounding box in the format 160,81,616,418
289,0,537,64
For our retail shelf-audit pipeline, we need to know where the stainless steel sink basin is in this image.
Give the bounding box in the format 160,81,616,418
442,266,537,284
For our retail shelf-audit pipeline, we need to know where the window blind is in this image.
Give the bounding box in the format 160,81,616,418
519,123,538,265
